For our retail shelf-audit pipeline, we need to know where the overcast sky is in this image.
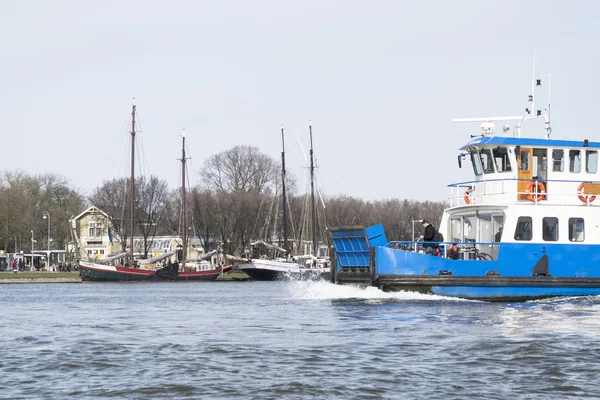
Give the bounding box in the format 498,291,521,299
2,0,599,201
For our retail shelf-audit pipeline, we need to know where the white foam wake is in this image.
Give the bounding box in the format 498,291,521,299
285,279,464,301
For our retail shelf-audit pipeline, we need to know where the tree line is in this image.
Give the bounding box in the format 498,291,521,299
0,145,445,257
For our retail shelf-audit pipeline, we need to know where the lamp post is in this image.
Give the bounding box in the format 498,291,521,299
30,230,36,271
412,220,423,252
43,211,50,271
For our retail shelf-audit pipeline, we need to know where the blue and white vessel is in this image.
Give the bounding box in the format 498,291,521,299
330,74,600,301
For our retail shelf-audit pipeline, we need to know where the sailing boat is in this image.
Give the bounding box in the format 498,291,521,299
78,100,176,281
238,124,329,281
168,130,231,281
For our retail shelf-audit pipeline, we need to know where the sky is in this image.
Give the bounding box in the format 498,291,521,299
1,0,599,202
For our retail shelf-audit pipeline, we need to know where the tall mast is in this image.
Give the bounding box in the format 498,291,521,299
181,129,187,262
281,125,288,253
309,123,317,257
129,98,136,265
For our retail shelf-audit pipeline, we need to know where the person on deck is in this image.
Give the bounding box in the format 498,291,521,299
419,220,438,255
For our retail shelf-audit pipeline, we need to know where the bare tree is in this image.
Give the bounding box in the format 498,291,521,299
135,176,169,258
201,145,278,193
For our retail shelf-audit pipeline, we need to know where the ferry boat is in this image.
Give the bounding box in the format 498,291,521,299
330,74,600,301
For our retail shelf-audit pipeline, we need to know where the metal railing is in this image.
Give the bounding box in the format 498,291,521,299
386,240,500,260
447,177,600,207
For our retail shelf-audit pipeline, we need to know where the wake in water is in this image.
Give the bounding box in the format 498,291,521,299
285,279,467,302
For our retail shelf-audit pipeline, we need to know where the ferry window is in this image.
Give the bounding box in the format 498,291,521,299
542,217,559,242
464,216,477,242
586,151,598,173
450,217,462,243
569,150,581,173
493,147,512,172
520,151,530,171
493,215,504,242
569,218,585,242
514,217,532,241
552,149,564,172
470,151,483,176
480,149,495,174
479,214,492,242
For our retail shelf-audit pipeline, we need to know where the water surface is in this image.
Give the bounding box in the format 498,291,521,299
1,281,599,399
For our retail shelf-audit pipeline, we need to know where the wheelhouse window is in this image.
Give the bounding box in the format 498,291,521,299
480,149,495,174
552,149,564,172
569,150,581,173
542,217,559,241
470,150,483,176
493,147,512,172
514,217,532,241
586,150,598,173
569,218,585,242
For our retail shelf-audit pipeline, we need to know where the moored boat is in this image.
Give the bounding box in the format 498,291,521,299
330,72,600,301
78,100,157,282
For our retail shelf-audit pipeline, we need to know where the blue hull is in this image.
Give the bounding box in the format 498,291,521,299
330,224,600,301
432,286,600,301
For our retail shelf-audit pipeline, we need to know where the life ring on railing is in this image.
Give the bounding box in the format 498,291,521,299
577,182,597,203
526,181,546,202
463,186,474,204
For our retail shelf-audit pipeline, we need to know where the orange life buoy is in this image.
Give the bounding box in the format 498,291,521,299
526,181,546,202
577,182,597,203
463,186,473,204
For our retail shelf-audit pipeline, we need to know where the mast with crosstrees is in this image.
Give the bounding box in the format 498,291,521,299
309,124,317,257
281,125,288,253
180,129,188,262
129,98,136,265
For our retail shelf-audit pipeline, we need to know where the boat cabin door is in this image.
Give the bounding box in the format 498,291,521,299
517,147,532,200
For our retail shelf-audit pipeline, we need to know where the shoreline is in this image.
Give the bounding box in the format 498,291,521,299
0,270,249,284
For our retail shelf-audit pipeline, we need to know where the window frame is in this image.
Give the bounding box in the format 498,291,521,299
479,149,495,174
542,217,559,242
569,150,582,173
568,217,585,242
493,147,512,172
514,216,533,241
586,150,598,174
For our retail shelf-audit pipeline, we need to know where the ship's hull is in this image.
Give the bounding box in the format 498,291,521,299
175,264,232,281
79,262,156,282
331,224,600,301
238,259,328,281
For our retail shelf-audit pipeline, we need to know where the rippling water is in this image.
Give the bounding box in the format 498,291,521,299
2,281,600,399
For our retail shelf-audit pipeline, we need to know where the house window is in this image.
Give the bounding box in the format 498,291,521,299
480,149,495,174
569,218,585,242
586,151,598,173
552,149,564,172
569,150,581,173
514,217,532,241
542,217,559,241
88,222,103,237
493,147,512,172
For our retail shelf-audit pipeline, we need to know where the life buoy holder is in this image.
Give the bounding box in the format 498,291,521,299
526,181,546,202
463,186,473,204
577,182,597,203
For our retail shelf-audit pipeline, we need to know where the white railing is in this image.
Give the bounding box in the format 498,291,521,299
447,178,600,207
